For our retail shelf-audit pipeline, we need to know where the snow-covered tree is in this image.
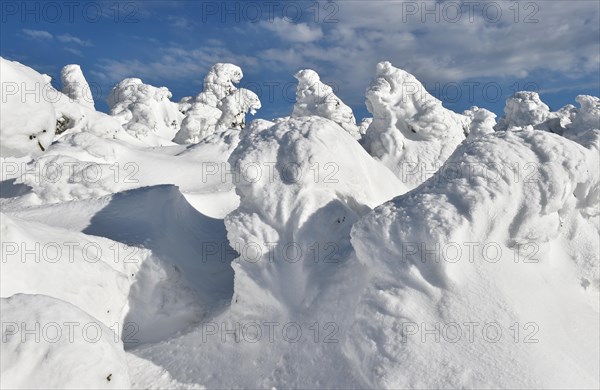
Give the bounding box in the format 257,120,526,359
174,63,260,144
292,69,360,139
0,57,56,156
463,106,496,138
494,91,551,131
196,63,243,107
60,64,94,110
217,88,261,130
107,78,184,145
362,61,468,188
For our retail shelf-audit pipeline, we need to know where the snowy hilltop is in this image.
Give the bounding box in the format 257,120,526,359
1,57,598,389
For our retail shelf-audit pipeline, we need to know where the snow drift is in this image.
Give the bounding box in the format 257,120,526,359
349,129,599,388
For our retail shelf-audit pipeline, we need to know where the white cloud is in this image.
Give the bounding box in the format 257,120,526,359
57,34,92,47
91,45,258,86
21,29,53,40
260,18,323,43
254,0,600,107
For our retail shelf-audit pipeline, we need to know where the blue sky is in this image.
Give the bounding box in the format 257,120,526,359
2,0,599,121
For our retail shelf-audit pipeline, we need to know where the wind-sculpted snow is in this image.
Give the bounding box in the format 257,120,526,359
60,64,95,110
174,63,260,144
225,116,403,313
17,128,240,204
107,78,184,145
349,129,600,388
1,213,136,327
564,95,600,147
0,58,56,157
494,92,600,141
217,88,261,130
495,91,553,131
463,106,496,138
2,56,599,389
1,294,130,389
362,61,469,189
292,69,361,139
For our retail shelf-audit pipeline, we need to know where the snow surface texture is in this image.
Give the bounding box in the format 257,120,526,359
60,64,95,110
362,61,470,189
174,63,260,144
1,57,599,389
292,69,361,139
350,129,599,388
107,78,184,145
0,58,56,157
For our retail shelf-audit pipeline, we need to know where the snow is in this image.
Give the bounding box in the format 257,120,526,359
107,78,184,145
60,64,95,110
362,61,469,189
348,129,599,388
1,57,598,389
292,69,361,139
1,294,131,389
0,58,56,157
174,63,260,144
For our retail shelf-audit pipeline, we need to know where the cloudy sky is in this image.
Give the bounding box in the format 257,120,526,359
2,0,599,120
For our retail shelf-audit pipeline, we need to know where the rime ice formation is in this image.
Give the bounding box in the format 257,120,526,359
107,78,184,145
292,69,361,139
495,91,551,131
1,57,599,389
174,63,260,144
463,106,496,137
60,64,95,110
0,58,56,157
362,61,469,188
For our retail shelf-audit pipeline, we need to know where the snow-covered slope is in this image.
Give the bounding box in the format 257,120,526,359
349,129,599,388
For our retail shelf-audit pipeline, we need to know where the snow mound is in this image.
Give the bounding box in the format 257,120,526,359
225,116,404,314
1,294,130,389
292,69,360,139
362,61,468,188
174,63,260,144
107,78,184,145
60,64,95,110
0,57,56,157
4,184,236,346
349,129,599,388
17,126,240,204
0,213,137,326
